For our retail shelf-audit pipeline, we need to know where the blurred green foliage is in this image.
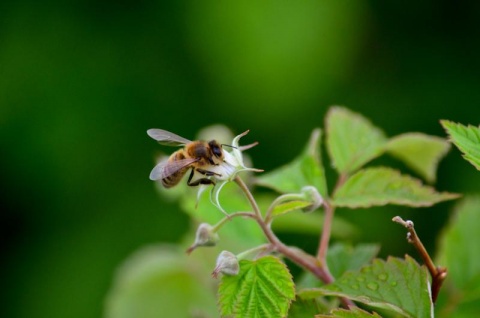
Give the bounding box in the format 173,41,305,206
1,0,480,317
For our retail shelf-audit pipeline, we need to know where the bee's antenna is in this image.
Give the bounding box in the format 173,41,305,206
221,144,237,149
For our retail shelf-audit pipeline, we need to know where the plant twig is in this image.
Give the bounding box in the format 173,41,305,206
236,244,274,260
234,176,263,221
212,211,257,232
317,173,347,265
392,216,447,303
317,200,334,261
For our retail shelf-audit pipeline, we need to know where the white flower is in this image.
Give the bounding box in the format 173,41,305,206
196,130,262,216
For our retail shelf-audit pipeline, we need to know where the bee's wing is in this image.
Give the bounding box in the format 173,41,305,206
149,157,199,181
147,129,192,146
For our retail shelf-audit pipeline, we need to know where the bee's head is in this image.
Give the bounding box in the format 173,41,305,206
208,140,223,159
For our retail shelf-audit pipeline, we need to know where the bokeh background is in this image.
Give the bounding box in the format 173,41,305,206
2,0,480,317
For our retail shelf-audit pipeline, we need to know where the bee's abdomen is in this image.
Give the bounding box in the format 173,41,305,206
162,151,188,188
162,172,183,188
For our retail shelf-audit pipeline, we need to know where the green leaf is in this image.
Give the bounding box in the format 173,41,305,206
386,133,450,183
218,256,295,318
288,293,331,318
326,106,387,174
288,289,344,317
316,307,382,318
271,200,313,217
316,255,434,318
256,128,328,197
436,196,480,317
332,167,460,208
437,196,480,290
327,243,381,280
296,243,379,289
441,120,480,170
104,245,218,318
255,194,359,239
265,185,324,221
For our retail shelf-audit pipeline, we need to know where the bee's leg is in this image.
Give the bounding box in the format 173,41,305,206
196,168,222,177
188,178,215,186
187,168,195,184
187,169,216,187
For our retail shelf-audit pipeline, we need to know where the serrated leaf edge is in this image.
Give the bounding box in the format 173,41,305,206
218,256,295,318
316,307,382,318
441,120,480,171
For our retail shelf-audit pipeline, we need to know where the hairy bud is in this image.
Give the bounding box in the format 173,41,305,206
186,223,219,254
301,186,324,212
211,250,239,278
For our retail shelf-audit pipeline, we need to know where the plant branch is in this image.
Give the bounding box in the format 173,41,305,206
317,200,334,261
234,176,263,220
212,211,257,232
392,216,447,303
333,172,349,194
236,243,274,260
317,172,347,264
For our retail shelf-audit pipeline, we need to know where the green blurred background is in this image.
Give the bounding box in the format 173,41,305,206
1,0,480,317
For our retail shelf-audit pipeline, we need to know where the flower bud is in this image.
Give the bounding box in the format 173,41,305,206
186,223,219,254
211,250,239,278
301,186,324,212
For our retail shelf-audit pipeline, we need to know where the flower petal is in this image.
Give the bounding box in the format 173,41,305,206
209,180,230,216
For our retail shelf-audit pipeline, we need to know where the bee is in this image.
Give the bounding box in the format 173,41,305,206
147,129,226,188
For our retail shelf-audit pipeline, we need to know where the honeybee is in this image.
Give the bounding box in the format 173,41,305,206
147,129,227,188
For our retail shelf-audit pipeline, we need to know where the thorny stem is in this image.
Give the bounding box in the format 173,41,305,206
234,176,355,308
392,216,447,303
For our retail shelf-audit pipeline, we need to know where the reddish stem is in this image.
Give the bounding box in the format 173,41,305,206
392,216,447,303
